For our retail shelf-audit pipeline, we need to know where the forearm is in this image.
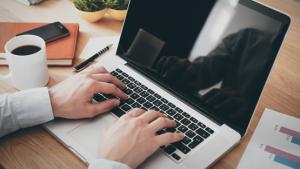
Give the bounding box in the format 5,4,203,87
0,87,54,137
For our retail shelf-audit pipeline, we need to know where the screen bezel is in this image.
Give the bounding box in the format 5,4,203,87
116,0,291,136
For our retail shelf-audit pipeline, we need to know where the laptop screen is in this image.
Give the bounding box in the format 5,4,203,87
117,0,290,134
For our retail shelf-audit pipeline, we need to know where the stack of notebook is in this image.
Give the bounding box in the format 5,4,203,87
0,22,79,66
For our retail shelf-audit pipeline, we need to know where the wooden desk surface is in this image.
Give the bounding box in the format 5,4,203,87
0,0,299,168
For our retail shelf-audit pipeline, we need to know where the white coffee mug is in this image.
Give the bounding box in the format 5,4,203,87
0,35,49,90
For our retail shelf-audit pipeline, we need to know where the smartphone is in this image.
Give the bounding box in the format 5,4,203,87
17,22,70,43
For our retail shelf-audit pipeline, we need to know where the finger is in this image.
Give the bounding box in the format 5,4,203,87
124,108,145,119
88,99,120,117
155,132,184,146
90,73,126,89
139,110,163,123
83,64,108,74
95,82,128,99
148,117,176,132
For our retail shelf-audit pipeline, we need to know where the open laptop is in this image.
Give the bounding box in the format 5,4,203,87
44,0,290,168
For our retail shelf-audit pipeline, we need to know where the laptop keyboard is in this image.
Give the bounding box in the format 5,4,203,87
93,68,214,161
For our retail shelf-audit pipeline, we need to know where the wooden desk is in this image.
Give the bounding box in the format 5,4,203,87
0,0,299,168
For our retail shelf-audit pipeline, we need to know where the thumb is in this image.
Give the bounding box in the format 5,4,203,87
89,99,120,116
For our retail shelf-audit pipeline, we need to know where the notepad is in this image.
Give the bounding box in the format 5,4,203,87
0,22,79,66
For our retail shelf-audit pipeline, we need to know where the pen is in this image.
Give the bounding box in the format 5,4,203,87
74,44,113,72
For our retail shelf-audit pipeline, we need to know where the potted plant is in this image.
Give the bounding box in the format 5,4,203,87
105,0,129,21
73,0,107,22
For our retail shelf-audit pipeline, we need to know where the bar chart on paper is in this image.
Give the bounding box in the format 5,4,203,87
237,109,300,169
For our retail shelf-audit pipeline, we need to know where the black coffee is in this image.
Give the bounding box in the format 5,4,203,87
11,45,41,55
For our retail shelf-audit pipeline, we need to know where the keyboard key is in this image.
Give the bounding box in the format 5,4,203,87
188,139,203,149
190,117,198,123
188,123,198,130
133,87,143,93
125,98,134,105
128,83,137,89
166,128,176,132
174,114,184,121
150,106,160,111
143,102,153,109
171,153,181,161
164,145,176,154
146,95,156,102
128,76,135,81
172,142,191,154
130,93,139,99
122,79,130,84
197,122,206,128
205,127,214,134
159,104,169,111
111,71,118,76
157,129,166,135
93,93,106,102
186,130,196,138
116,74,124,80
178,126,188,133
166,109,176,116
103,94,116,99
154,93,162,99
111,107,125,117
137,97,146,104
132,102,141,108
195,128,210,138
181,118,191,126
182,137,192,145
154,100,163,106
121,104,131,111
193,135,204,142
182,112,191,118
124,89,133,95
147,89,154,94
161,98,168,104
168,102,176,108
140,91,149,97
134,81,141,85
140,85,148,90
175,107,183,113
116,68,122,73
121,72,128,77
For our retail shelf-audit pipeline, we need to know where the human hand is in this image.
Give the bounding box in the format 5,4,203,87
98,108,184,169
49,64,128,119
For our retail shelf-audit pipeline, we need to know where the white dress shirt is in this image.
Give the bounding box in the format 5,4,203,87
0,87,130,169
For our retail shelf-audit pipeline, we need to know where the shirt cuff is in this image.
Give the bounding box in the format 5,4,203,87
88,159,131,169
11,87,54,128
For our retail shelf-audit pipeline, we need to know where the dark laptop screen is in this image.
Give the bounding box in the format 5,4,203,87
117,0,290,134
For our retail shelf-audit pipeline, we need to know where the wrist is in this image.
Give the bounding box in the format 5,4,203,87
49,88,60,118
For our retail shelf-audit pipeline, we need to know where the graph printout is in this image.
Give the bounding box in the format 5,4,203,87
237,109,300,169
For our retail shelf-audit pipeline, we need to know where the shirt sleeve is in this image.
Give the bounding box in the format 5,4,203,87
88,159,131,169
0,87,54,137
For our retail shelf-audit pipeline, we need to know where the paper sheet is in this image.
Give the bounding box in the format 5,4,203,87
80,36,120,62
237,109,300,169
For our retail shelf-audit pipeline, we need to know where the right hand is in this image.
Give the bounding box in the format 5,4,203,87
49,64,127,119
98,108,184,169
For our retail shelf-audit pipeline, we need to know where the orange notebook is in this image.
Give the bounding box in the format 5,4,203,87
0,22,79,66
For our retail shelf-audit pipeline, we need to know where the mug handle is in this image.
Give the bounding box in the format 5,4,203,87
0,54,11,80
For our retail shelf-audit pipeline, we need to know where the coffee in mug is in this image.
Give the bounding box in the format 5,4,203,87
0,35,49,90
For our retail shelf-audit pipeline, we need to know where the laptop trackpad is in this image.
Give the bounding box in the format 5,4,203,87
67,113,117,157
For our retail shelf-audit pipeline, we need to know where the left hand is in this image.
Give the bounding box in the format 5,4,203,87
49,64,128,119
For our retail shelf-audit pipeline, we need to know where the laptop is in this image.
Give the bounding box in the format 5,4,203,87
44,0,290,168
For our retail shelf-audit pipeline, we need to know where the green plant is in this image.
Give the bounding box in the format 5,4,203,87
73,0,106,12
105,0,129,10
